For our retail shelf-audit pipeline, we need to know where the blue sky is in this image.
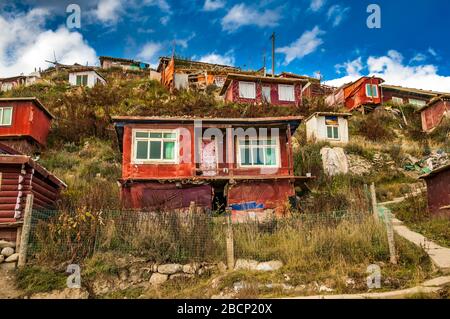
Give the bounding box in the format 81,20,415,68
1,0,450,91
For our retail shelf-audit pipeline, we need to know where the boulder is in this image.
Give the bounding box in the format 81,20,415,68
5,253,19,262
149,273,168,286
256,260,283,272
0,240,15,249
169,273,194,280
0,255,4,264
234,259,259,271
158,263,182,274
1,247,14,257
182,263,198,274
217,262,227,274
321,147,349,176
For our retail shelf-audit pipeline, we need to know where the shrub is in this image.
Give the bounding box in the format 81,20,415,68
357,111,397,142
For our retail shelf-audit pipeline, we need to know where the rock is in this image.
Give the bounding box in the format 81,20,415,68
256,260,283,272
150,273,168,286
345,278,356,287
319,285,334,293
0,255,4,264
294,284,307,292
321,147,349,176
233,281,249,292
182,263,198,274
217,262,227,274
1,247,14,257
0,240,15,249
234,259,259,271
30,288,89,299
118,269,129,282
0,262,16,271
263,283,294,290
158,263,182,275
151,263,159,273
5,253,18,262
347,154,372,176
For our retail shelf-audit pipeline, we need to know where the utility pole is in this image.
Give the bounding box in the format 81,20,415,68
270,32,275,77
263,49,267,76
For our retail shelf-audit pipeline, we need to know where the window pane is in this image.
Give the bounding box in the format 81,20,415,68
240,147,251,165
265,147,276,165
333,127,339,139
163,133,176,138
372,85,378,97
327,126,333,138
76,75,81,85
2,108,12,125
136,141,148,159
150,133,162,138
163,141,175,160
239,82,256,99
279,85,295,101
252,148,264,165
149,141,162,159
135,132,149,138
262,86,271,102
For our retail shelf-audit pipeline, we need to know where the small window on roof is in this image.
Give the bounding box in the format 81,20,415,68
0,107,13,126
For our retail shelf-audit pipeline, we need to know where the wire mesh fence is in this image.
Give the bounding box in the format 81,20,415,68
27,208,377,267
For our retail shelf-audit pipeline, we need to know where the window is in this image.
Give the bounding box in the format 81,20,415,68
76,74,88,86
365,84,378,98
238,81,256,99
133,130,178,163
408,98,426,107
262,86,271,103
278,84,295,101
392,97,404,105
325,116,339,140
238,138,279,167
0,107,13,126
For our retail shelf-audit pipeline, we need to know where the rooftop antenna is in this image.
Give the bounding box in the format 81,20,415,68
270,32,275,77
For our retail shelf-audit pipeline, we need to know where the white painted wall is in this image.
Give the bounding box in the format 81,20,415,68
69,71,106,88
306,115,349,144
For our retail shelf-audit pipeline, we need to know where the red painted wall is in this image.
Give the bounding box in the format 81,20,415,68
120,123,293,180
0,100,52,146
224,80,302,106
343,78,383,111
423,169,450,216
381,90,430,105
421,101,449,132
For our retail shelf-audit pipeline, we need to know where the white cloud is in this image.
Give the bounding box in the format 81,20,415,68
410,53,427,63
94,0,123,24
144,0,171,12
199,52,235,66
137,42,163,65
428,47,438,57
325,50,450,92
327,5,350,27
160,16,170,25
221,3,281,32
174,33,196,49
309,0,326,12
203,0,226,11
335,57,363,76
276,26,324,65
0,8,97,77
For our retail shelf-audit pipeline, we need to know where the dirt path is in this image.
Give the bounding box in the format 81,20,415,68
0,267,22,299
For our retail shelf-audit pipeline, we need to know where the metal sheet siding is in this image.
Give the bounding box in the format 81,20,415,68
0,100,52,146
424,169,450,216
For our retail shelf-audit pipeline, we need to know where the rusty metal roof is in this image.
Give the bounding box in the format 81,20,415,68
381,84,446,97
419,163,450,179
0,97,54,119
418,94,450,112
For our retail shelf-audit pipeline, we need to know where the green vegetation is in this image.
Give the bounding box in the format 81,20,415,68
16,266,66,294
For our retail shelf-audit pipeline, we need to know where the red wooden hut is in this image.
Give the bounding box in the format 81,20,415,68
419,164,450,217
419,94,450,132
220,74,304,107
0,97,54,155
112,116,311,220
0,143,66,241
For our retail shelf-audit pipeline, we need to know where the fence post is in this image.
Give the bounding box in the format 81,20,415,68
370,183,379,222
18,194,33,267
384,209,397,265
225,210,235,271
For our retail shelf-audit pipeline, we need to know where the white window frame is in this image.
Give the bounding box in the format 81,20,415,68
392,96,403,105
365,84,378,98
262,86,271,103
132,129,179,164
408,98,426,107
236,137,280,168
325,116,340,140
238,81,256,99
278,84,295,102
0,107,13,126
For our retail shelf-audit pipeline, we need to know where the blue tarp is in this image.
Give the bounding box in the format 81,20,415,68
230,201,265,211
